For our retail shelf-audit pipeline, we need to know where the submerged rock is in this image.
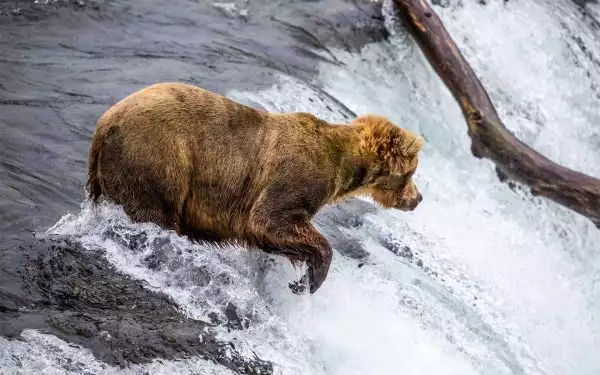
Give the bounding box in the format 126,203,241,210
315,197,376,261
0,235,272,374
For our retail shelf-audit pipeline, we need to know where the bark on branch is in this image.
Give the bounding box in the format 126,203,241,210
393,0,600,227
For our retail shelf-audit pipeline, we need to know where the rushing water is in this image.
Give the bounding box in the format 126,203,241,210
1,0,599,374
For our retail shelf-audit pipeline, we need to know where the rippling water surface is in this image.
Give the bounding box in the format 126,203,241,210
1,1,599,374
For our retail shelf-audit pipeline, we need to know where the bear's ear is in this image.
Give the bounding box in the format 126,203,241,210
395,128,425,158
353,114,396,157
352,114,424,160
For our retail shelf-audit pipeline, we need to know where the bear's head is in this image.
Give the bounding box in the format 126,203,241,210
352,115,425,212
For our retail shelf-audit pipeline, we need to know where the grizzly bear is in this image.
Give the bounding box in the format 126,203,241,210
87,82,424,294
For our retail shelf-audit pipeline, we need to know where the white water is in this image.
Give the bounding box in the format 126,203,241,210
2,1,600,374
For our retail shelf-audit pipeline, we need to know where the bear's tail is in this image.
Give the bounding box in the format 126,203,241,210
86,131,104,202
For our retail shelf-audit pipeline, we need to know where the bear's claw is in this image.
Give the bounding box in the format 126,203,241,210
308,263,327,294
289,264,324,294
288,263,328,295
288,270,311,294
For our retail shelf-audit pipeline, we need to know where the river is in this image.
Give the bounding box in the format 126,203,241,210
1,0,599,374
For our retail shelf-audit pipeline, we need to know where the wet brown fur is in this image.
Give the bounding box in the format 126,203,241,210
87,82,424,293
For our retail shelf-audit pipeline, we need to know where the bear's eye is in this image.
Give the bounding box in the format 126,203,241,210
372,165,388,179
393,174,409,187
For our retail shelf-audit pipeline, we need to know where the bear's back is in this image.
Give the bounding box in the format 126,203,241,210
99,82,266,140
96,82,276,182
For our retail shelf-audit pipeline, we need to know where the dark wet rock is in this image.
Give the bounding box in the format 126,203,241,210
0,0,105,20
101,226,129,249
102,225,150,252
134,237,181,270
379,234,414,260
128,231,148,250
225,302,250,331
432,0,453,7
187,265,212,287
336,236,370,260
377,233,433,274
0,235,272,374
316,197,375,229
208,311,222,326
143,251,168,271
205,303,251,331
273,0,389,54
572,0,599,8
216,272,234,286
430,0,510,7
314,198,376,260
430,0,465,10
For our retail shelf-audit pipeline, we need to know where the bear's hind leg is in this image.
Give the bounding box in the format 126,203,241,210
97,150,178,230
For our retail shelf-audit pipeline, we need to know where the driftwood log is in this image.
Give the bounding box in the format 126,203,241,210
393,0,600,227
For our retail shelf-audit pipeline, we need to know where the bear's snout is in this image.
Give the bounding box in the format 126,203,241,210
400,197,421,211
410,192,423,210
396,180,422,212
